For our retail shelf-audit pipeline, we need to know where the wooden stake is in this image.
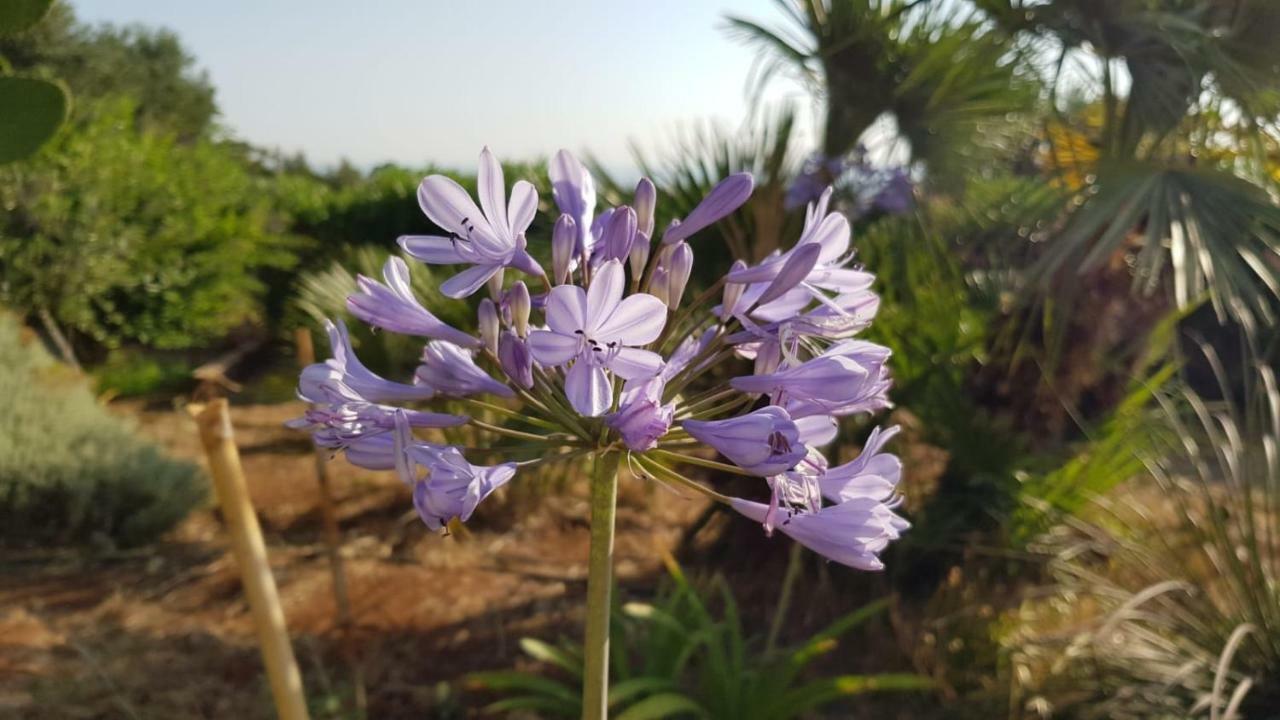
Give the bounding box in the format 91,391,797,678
295,327,366,717
192,399,310,720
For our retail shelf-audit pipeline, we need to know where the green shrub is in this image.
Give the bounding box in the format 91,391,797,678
0,316,205,547
93,348,193,398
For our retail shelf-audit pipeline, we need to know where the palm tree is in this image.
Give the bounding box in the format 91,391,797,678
725,0,1038,191
982,0,1280,326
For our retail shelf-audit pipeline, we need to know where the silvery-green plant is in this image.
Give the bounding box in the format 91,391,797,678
290,147,907,717
1010,348,1280,719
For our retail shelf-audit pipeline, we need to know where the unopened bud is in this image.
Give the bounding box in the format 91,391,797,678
477,299,499,355
649,267,670,306
634,177,656,237
487,267,506,300
721,260,747,319
629,231,651,279
665,242,693,310
552,214,576,285
755,242,820,307
603,206,637,263
508,281,530,337
754,339,782,376
498,330,534,389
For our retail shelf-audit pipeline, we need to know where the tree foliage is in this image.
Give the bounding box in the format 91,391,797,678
0,99,300,350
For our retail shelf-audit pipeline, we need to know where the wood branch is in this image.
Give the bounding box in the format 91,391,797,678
192,338,266,393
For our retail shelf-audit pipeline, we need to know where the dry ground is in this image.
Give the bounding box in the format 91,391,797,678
0,400,710,718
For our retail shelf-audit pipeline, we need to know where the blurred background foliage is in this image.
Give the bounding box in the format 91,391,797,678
2,0,1280,717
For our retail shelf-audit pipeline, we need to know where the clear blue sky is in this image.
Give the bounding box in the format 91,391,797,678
73,0,809,176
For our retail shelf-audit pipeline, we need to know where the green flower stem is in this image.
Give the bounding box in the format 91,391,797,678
456,397,560,431
634,454,733,505
582,450,621,720
468,419,577,444
650,448,758,477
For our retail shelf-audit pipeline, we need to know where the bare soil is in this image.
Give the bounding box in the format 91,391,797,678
0,400,709,719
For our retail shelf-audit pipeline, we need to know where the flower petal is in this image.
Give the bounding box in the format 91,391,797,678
566,360,612,416
508,180,538,235
593,293,667,345
545,284,588,334
606,347,664,380
527,329,580,366
440,264,502,298
398,235,468,264
585,260,626,332
417,175,498,247
477,147,510,238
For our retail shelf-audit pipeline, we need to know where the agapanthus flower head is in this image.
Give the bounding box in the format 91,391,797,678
290,145,905,571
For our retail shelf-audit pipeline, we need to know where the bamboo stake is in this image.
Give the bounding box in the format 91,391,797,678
295,327,367,717
191,399,310,720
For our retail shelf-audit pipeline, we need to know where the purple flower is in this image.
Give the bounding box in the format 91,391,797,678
300,320,434,405
346,256,478,347
527,260,666,416
407,445,516,532
726,189,874,319
682,406,806,476
398,147,543,298
415,341,513,398
731,495,908,570
289,403,463,469
819,425,901,503
663,173,754,245
549,149,596,259
781,340,892,418
731,339,891,415
606,377,674,451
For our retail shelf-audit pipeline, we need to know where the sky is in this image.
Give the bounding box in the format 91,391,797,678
73,0,812,177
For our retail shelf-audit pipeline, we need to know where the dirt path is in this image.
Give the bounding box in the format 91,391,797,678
1,401,708,718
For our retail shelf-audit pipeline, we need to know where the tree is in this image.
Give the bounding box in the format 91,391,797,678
0,99,299,352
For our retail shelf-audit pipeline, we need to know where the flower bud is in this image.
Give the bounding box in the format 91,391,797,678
498,330,534,389
649,267,670,306
755,241,820,307
754,338,782,376
486,267,506,300
664,242,693,310
629,231,651,279
634,177,656,237
602,206,637,264
552,214,576,285
477,298,499,355
662,172,754,245
721,259,747,319
508,281,530,337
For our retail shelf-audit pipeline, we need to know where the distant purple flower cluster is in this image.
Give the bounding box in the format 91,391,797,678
291,147,907,570
787,148,915,219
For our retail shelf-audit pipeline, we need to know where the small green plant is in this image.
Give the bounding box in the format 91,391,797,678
469,559,931,718
0,315,205,547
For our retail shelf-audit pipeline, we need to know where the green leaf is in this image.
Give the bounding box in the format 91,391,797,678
0,76,68,164
482,695,579,718
771,674,934,715
519,637,585,680
0,0,52,35
465,670,579,704
608,677,678,707
614,693,705,720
